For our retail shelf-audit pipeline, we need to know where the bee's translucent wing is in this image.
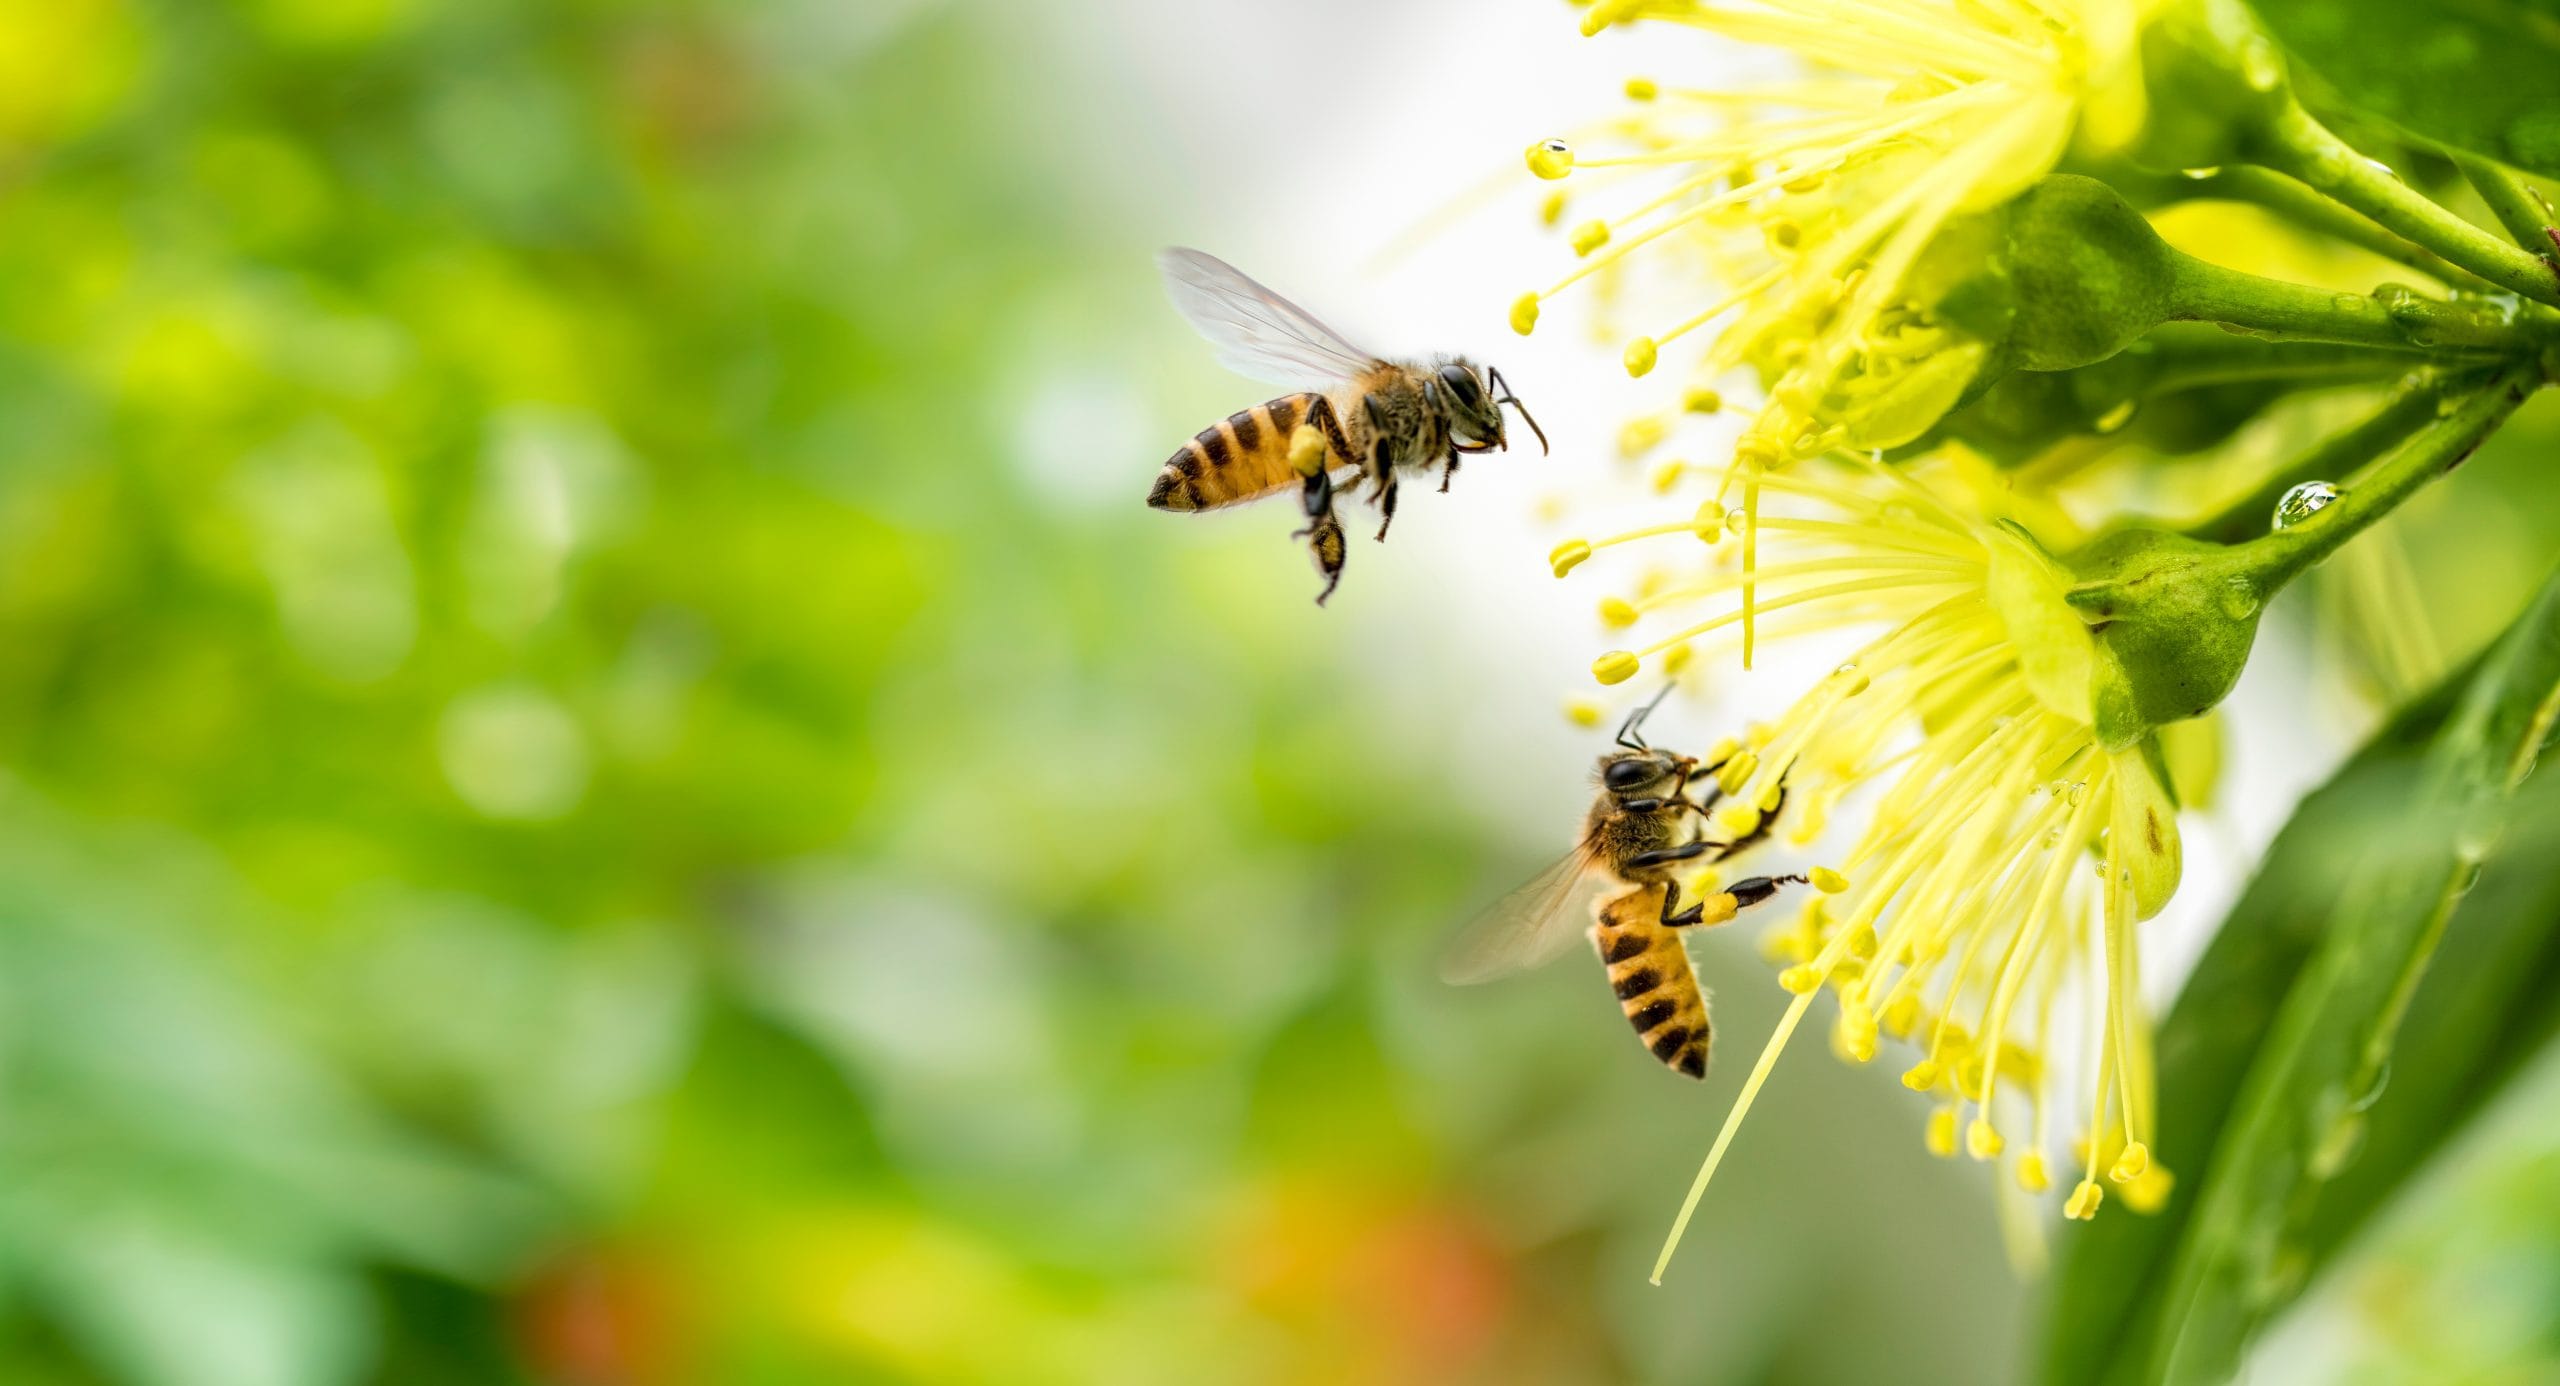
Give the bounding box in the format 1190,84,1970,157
1157,247,1382,388
1440,841,1608,986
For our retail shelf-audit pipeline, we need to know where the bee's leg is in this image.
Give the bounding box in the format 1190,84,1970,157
1373,477,1399,542
1673,872,1810,928
1305,395,1356,467
1292,469,1346,604
1719,784,1786,856
1626,841,1709,871
1439,444,1460,493
1300,507,1345,604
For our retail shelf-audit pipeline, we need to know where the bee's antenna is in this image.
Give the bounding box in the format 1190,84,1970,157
1616,681,1678,751
1488,368,1549,456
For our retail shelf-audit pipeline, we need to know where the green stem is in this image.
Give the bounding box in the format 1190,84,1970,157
2135,332,2448,396
2451,150,2558,255
2234,366,2543,595
2186,372,2483,544
2168,253,2552,353
2192,166,2504,294
2252,104,2560,308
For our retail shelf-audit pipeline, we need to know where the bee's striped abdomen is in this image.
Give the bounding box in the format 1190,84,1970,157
1591,885,1711,1079
1148,392,1322,511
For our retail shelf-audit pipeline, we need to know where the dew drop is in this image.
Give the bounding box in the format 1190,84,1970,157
2349,1061,2391,1112
2330,293,2366,313
1526,138,1575,181
2271,480,2338,530
2066,781,2089,807
2218,576,2262,620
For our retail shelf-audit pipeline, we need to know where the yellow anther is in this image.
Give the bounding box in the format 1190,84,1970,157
1570,219,1611,256
1778,963,1820,994
1967,1118,2004,1160
1838,1000,1877,1062
2017,1151,2051,1194
1510,292,1541,336
1623,336,1658,377
1288,424,1328,477
1593,650,1641,685
1649,459,1686,494
1715,752,1757,795
2110,1142,2151,1183
1901,1060,1939,1091
1579,0,1640,35
2065,1180,2104,1220
1623,76,1658,100
2122,1163,2174,1213
1833,1025,1876,1064
1598,596,1639,628
1702,736,1739,766
1713,802,1761,839
1925,1108,1958,1157
1686,867,1721,894
1618,417,1666,458
1845,924,1877,960
1565,698,1604,728
1756,781,1783,812
1526,138,1575,180
1744,721,1774,748
1549,538,1592,577
1691,499,1726,542
1659,642,1693,673
1539,190,1566,226
1882,993,1921,1036
1683,387,1723,414
1810,866,1850,894
1956,1055,1989,1101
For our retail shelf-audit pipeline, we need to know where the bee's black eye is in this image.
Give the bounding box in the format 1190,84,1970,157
1438,365,1483,406
1604,759,1653,792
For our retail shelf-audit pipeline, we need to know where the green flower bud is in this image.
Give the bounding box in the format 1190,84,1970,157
2000,176,2180,372
2063,528,2265,750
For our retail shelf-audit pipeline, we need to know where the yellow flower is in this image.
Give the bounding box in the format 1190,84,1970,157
1515,0,2151,663
1558,457,2182,1279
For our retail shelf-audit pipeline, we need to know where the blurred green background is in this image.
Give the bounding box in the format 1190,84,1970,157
8,2,2560,1383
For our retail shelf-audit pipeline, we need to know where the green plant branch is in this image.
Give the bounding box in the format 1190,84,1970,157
2190,166,2506,294
2235,364,2543,594
2168,253,2554,353
2451,149,2559,255
2251,104,2560,308
2185,373,2478,545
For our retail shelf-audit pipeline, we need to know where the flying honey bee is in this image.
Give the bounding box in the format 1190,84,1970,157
1149,248,1546,603
1444,689,1806,1078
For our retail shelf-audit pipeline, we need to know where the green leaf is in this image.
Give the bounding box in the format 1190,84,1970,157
2041,562,2560,1383
2249,0,2560,178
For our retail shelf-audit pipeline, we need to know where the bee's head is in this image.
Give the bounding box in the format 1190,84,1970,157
1597,748,1679,800
1438,360,1548,457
